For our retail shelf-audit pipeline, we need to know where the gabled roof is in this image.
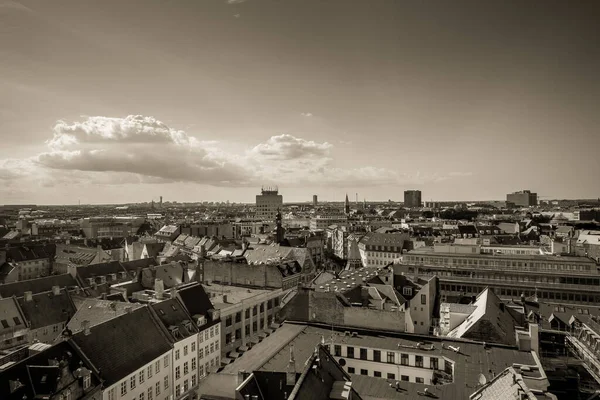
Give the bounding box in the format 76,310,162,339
66,298,145,335
18,289,76,329
0,296,28,334
5,244,55,262
121,257,158,272
176,283,218,325
0,274,78,299
144,242,165,258
75,261,126,282
0,340,102,400
71,306,172,386
150,298,198,343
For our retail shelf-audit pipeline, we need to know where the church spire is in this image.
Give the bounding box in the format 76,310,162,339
345,193,350,215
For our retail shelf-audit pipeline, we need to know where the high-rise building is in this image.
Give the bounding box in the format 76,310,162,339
256,187,283,220
506,190,538,207
404,190,422,208
313,195,318,207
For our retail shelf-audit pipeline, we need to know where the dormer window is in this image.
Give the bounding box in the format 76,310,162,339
403,287,412,296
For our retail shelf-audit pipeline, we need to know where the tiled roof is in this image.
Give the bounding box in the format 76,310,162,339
66,298,145,334
150,298,198,343
121,257,158,272
0,340,102,400
71,306,172,386
18,289,76,329
177,283,218,325
76,261,126,282
5,244,55,262
0,273,78,299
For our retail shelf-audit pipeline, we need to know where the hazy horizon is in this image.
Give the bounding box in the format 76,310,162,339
1,0,598,204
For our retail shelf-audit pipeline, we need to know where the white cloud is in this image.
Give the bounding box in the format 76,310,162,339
0,115,473,194
227,0,246,4
300,112,313,117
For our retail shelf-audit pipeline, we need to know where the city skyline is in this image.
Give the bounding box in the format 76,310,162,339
1,0,599,204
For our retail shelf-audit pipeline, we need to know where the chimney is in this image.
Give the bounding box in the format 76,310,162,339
155,278,165,300
529,323,540,354
237,370,248,385
24,291,33,302
170,287,176,299
82,320,91,336
52,286,60,296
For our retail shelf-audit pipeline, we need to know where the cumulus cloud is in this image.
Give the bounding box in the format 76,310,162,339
300,112,313,117
0,115,473,193
249,134,331,160
227,0,246,4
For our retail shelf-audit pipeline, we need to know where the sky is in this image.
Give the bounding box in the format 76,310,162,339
0,0,598,204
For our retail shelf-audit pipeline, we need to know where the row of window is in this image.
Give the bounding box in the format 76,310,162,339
119,376,169,398
226,315,274,344
346,367,425,383
198,341,219,359
199,325,219,344
405,254,592,272
225,299,280,327
332,345,445,371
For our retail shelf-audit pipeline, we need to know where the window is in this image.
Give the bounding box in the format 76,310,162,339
415,355,423,368
205,345,209,355
416,377,424,384
155,382,161,396
175,385,181,396
121,381,127,396
184,380,189,392
387,352,395,364
360,369,368,376
191,342,196,352
226,333,232,344
210,326,214,338
164,376,169,390
108,388,116,400
403,287,412,296
421,294,427,305
155,360,160,374
199,365,204,377
139,370,144,384
430,357,438,370
164,355,169,368
235,312,241,323
347,347,354,358
175,349,180,360
360,348,367,360
192,358,197,370
373,350,381,362
401,375,409,382
83,374,91,389
401,353,408,366
226,316,232,327
130,376,136,390
147,387,153,400
215,341,219,351
147,365,152,378
139,393,144,400
199,348,204,359
387,373,395,380
199,331,204,343
184,361,189,375
175,366,181,380
348,367,355,374
245,309,250,318
205,330,209,341
334,345,342,356
215,324,219,335
184,345,188,356
192,374,197,387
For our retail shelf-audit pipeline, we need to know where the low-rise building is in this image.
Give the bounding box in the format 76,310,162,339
0,296,29,351
358,232,409,267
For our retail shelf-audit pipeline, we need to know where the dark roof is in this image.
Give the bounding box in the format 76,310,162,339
121,257,158,272
144,242,165,258
67,298,145,334
0,340,101,400
150,298,198,343
5,243,56,262
458,225,478,234
0,274,78,299
71,306,172,386
76,261,126,282
18,289,76,329
177,283,218,325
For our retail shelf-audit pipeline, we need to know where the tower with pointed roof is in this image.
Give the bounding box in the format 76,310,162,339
346,236,363,270
275,208,285,244
344,193,350,215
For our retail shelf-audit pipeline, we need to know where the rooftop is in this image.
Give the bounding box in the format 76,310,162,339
204,284,276,309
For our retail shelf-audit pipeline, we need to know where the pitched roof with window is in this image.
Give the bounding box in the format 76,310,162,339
150,298,199,343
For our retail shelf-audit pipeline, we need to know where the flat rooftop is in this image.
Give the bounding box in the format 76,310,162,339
202,284,277,309
409,246,597,263
255,323,538,400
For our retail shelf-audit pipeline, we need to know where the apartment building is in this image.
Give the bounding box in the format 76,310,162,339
309,215,348,231
399,245,600,305
358,232,409,267
256,188,283,221
203,284,285,362
70,307,173,400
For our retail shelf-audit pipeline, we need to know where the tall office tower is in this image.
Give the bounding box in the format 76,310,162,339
404,190,422,208
506,190,538,207
256,187,283,220
313,195,318,207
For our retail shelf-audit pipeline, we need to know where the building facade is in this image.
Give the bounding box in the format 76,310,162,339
506,190,538,207
404,190,422,208
256,188,283,221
